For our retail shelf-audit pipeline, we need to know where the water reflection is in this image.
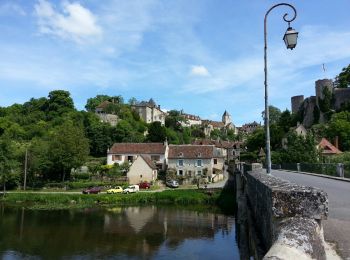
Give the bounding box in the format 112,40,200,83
0,205,239,259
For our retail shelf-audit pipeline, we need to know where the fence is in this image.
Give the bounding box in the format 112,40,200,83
280,163,348,178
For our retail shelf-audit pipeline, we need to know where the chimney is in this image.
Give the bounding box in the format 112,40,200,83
334,136,339,149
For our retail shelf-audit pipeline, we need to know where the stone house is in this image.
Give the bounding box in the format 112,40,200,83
127,155,158,184
202,111,237,137
240,121,261,134
107,142,168,170
180,113,202,127
167,145,225,183
131,98,166,125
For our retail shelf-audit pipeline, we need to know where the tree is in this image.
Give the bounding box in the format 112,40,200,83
246,128,265,152
327,111,350,151
165,110,186,131
48,121,90,181
277,109,293,132
280,132,318,163
0,136,20,193
335,64,350,88
85,95,124,112
45,90,74,119
262,105,281,125
147,122,167,142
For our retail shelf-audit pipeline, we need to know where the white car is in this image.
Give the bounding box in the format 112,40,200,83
123,185,139,193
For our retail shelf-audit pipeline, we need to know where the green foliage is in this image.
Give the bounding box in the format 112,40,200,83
279,132,318,163
85,95,124,112
165,110,186,131
147,122,167,142
262,105,281,125
335,64,350,88
246,128,265,152
327,111,350,150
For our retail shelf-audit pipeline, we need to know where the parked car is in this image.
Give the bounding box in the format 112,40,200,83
82,187,102,194
123,185,139,194
166,180,179,188
139,182,151,189
106,186,123,194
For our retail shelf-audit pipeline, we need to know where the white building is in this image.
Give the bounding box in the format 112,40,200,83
131,99,166,125
127,155,158,184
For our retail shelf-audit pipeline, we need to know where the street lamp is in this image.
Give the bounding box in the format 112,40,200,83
264,3,298,174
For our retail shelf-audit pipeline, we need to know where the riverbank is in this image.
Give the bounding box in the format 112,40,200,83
0,189,234,210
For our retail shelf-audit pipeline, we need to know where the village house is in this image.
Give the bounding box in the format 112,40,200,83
127,155,158,184
180,112,202,127
107,142,168,170
239,121,261,134
167,145,225,183
318,138,342,159
131,98,166,125
192,139,241,163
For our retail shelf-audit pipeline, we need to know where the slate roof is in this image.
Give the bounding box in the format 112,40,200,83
192,139,240,149
318,138,342,155
168,145,214,159
109,143,166,154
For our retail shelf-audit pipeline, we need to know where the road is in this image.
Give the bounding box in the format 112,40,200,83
272,170,350,259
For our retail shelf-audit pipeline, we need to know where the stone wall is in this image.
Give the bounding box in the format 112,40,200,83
242,170,329,259
291,95,304,114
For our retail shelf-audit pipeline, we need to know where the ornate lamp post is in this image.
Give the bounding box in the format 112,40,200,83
264,3,298,174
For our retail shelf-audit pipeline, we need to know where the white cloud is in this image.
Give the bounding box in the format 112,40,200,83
190,65,210,76
0,2,26,16
34,0,102,43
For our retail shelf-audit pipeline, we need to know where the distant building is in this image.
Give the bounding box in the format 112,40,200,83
95,100,119,126
180,112,202,127
107,142,168,170
240,121,261,134
167,145,225,183
291,78,350,128
202,111,237,137
131,98,166,125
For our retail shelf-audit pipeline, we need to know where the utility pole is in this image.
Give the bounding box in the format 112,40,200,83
23,148,28,191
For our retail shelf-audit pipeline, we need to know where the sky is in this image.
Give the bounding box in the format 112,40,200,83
0,0,350,125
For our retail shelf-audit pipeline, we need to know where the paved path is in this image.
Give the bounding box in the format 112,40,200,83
271,170,350,259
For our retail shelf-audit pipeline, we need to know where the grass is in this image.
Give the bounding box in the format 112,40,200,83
0,189,228,210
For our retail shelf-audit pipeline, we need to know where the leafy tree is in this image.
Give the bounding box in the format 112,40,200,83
165,110,186,131
44,90,74,119
327,111,350,150
246,128,265,152
277,109,293,132
0,136,20,193
85,95,124,112
147,122,167,142
48,121,90,181
335,64,350,88
262,105,281,125
279,132,318,163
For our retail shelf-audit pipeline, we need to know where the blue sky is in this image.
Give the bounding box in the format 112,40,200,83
1,0,350,125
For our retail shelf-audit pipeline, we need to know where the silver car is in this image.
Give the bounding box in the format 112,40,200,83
166,180,179,188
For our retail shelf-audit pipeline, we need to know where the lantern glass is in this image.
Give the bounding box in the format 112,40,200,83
283,27,298,50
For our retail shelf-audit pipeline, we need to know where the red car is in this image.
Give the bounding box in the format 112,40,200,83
82,187,102,194
139,182,151,189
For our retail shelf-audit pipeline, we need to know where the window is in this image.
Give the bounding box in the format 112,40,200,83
140,174,143,178
151,155,160,161
112,155,122,161
197,170,202,176
197,159,202,167
178,159,184,166
128,156,134,162
178,170,183,176
214,158,217,165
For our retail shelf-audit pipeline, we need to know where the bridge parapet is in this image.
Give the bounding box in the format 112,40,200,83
238,167,332,259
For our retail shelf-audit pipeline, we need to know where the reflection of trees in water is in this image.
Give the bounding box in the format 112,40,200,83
0,206,234,259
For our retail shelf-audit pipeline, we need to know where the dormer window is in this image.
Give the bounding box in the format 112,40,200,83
178,152,183,157
197,153,202,157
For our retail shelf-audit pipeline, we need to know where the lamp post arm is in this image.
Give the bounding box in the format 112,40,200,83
264,3,297,174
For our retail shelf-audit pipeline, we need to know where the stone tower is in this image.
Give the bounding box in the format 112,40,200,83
222,110,232,126
315,79,333,106
291,95,304,114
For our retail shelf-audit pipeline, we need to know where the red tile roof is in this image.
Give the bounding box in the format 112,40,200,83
168,145,214,159
318,138,342,155
192,139,240,149
109,143,166,154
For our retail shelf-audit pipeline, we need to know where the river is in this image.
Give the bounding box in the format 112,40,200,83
0,205,240,259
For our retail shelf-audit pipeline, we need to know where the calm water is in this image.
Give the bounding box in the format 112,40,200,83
0,205,240,260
